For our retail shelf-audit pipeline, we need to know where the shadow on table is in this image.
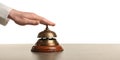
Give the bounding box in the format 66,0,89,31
31,52,62,60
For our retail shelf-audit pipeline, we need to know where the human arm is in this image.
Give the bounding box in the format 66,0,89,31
8,9,55,26
0,3,55,26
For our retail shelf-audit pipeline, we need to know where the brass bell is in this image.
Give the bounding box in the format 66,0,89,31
31,25,63,52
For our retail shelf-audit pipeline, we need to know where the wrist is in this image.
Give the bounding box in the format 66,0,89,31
8,9,21,21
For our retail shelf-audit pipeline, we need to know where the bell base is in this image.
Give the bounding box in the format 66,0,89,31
31,45,63,52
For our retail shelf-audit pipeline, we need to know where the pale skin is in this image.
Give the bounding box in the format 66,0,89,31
8,9,55,26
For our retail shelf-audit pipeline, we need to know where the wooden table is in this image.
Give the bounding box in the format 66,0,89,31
0,44,120,60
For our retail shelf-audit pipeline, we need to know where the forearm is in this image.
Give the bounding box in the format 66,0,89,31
0,3,12,25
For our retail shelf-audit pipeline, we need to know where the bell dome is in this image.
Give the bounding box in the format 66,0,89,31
38,25,57,38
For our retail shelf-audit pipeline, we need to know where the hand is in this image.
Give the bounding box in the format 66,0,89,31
8,9,55,26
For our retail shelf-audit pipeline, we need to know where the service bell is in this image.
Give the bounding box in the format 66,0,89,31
31,25,63,52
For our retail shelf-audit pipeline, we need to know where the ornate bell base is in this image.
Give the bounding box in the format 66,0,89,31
31,45,63,52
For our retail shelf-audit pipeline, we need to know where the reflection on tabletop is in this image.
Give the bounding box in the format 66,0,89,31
31,52,62,60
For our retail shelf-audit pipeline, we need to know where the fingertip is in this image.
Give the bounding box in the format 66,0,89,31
51,23,55,26
47,21,55,26
47,23,55,26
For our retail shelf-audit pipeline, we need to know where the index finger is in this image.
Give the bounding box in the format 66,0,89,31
40,17,55,26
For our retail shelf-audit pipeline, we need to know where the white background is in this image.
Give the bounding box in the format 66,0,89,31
0,0,120,44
